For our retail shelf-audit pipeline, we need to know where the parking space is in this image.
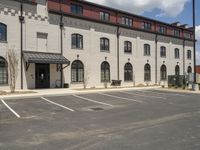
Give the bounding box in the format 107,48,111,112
0,89,200,150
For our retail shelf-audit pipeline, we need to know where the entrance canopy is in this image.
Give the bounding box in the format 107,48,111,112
23,51,70,71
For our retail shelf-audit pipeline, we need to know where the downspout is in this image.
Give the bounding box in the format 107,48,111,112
192,0,196,83
19,0,24,89
155,34,158,84
60,0,64,88
183,39,185,75
116,11,120,81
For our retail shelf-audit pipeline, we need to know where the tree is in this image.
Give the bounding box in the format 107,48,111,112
6,47,19,93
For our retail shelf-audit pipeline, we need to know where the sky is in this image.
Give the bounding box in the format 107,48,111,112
86,0,200,65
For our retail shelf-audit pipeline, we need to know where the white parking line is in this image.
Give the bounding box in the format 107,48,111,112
41,97,74,112
98,93,144,103
73,94,113,107
1,99,21,118
120,91,166,99
139,90,185,96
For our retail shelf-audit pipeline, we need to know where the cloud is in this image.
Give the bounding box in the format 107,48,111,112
196,25,200,65
86,0,190,17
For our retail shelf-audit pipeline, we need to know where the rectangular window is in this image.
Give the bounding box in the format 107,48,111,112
159,26,166,34
184,33,191,39
100,12,110,22
71,4,83,15
174,30,180,37
122,17,133,27
37,32,48,52
142,22,151,30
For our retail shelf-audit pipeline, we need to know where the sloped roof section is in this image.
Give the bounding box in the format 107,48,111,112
23,51,70,64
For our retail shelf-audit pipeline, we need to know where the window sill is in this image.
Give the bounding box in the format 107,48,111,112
0,84,9,86
124,52,132,54
101,81,111,83
100,50,110,53
71,82,83,84
124,81,133,82
160,56,166,58
0,41,8,43
71,48,83,50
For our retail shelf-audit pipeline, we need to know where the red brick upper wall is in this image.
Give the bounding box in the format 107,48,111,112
48,0,194,40
196,66,200,74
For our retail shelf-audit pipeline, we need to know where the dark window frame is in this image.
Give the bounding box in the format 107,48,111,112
0,23,7,42
0,57,8,85
144,64,151,81
71,34,83,49
142,22,151,30
187,50,192,60
122,16,133,27
100,37,110,51
174,29,180,37
71,60,84,83
124,41,132,53
101,61,110,82
100,11,110,22
70,4,83,16
124,63,133,82
174,48,180,59
175,65,180,76
159,26,166,34
187,66,192,74
160,64,167,81
144,44,151,56
160,46,166,57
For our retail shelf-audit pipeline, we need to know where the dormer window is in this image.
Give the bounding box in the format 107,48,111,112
122,17,133,27
71,4,83,15
159,26,166,34
100,12,110,22
142,22,151,30
174,30,180,37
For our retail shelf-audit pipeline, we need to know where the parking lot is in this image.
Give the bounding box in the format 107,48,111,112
1,89,200,150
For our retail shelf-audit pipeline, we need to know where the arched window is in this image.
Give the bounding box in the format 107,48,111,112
101,61,110,82
187,50,192,59
174,48,180,59
124,63,133,81
0,57,8,84
144,64,151,81
0,23,7,42
175,65,180,76
160,46,166,57
71,60,84,82
187,66,192,74
71,34,83,49
124,41,132,53
100,38,109,51
160,64,167,81
144,44,150,56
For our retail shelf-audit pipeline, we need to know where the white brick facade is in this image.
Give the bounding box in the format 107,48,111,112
0,0,194,90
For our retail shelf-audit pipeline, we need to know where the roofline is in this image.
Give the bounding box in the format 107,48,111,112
75,0,193,32
49,10,194,42
12,0,37,5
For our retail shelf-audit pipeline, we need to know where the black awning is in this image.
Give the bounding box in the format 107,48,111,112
23,51,70,65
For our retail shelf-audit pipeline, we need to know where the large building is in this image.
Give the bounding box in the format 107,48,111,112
0,0,195,89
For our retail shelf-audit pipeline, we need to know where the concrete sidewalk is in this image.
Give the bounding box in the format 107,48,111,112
1,86,161,99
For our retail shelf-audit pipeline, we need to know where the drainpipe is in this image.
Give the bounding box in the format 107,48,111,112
155,34,158,84
60,0,64,88
19,0,24,89
192,0,196,83
117,26,120,81
183,39,185,75
116,11,120,81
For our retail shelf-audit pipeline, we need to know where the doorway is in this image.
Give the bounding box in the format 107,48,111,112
35,64,50,88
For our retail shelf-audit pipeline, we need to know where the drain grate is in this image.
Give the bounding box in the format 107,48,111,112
90,107,104,111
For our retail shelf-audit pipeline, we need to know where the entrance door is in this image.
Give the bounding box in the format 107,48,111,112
35,64,50,88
